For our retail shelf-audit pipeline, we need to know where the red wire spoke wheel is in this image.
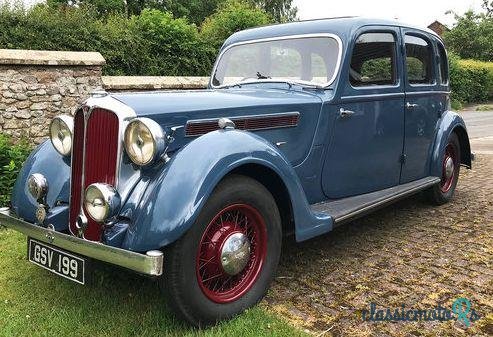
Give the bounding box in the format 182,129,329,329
161,175,281,326
196,204,268,303
427,133,461,205
439,143,458,193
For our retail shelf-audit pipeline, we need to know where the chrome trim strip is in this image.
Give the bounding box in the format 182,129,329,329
0,209,163,276
334,177,440,224
210,33,344,89
185,111,300,137
404,90,451,96
340,92,406,101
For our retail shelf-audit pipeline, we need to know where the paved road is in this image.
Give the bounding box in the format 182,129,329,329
460,109,493,154
267,154,493,336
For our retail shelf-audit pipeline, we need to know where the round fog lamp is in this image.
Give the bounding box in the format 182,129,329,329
84,183,120,223
27,173,48,201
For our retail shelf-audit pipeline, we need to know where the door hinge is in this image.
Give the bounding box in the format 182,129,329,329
399,154,407,164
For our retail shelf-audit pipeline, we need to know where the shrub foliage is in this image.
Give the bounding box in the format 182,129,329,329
0,2,492,104
449,54,493,103
0,2,271,76
0,134,31,207
201,0,271,51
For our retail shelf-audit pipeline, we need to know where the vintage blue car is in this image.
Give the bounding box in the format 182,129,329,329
0,17,472,325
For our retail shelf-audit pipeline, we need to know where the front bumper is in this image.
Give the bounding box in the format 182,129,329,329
0,208,163,276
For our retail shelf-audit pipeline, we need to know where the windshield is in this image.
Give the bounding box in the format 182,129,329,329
212,36,341,88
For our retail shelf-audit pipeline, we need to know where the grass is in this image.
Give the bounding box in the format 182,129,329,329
475,104,493,111
0,228,306,337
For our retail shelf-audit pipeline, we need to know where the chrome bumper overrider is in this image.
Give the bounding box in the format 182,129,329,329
0,208,163,276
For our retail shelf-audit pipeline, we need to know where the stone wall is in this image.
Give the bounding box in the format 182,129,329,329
0,49,211,145
103,76,209,91
0,49,105,144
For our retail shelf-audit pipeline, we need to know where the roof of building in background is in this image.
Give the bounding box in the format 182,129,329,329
427,20,450,36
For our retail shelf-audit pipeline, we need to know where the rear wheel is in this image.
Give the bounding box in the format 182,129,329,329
427,133,461,205
160,174,282,326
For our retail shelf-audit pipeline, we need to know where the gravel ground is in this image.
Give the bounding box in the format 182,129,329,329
265,155,493,336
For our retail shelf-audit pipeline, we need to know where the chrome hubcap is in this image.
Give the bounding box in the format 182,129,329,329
220,232,251,275
445,157,454,179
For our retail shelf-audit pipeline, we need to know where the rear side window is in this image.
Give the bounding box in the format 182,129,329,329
405,35,434,85
350,32,397,87
437,43,448,84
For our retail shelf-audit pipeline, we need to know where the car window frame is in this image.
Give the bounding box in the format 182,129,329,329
209,33,343,89
436,41,449,86
348,30,400,90
403,32,437,87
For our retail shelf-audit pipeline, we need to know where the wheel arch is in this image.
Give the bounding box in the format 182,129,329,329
227,163,295,236
431,111,472,177
121,130,328,252
452,125,472,168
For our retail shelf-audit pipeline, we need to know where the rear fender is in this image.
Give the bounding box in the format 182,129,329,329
431,110,472,177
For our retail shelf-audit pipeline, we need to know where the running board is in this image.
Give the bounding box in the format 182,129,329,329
311,177,440,226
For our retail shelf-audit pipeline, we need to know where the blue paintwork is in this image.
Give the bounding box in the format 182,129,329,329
322,25,405,198
430,111,471,177
11,141,70,231
11,17,471,253
121,130,331,251
113,89,323,167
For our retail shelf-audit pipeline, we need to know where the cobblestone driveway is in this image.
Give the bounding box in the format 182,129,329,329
265,155,492,336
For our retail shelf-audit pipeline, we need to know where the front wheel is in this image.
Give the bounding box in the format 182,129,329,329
160,174,282,326
427,133,461,205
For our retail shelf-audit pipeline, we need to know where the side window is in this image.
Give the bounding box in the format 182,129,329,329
437,43,448,85
405,35,434,85
350,32,397,87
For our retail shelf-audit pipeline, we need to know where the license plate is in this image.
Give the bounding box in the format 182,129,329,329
28,238,85,285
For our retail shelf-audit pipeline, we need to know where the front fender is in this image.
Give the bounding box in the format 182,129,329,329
431,110,472,177
11,141,71,229
122,130,332,252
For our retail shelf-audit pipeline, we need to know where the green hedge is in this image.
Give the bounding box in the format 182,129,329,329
449,54,493,104
1,3,492,105
0,134,31,207
0,2,272,76
0,4,217,76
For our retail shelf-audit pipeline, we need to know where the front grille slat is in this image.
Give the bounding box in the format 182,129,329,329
69,108,120,241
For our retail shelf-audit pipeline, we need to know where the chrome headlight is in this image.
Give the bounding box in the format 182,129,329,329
27,173,48,201
124,118,165,166
50,115,74,156
84,183,121,223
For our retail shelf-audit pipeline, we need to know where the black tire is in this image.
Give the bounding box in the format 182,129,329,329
159,174,282,326
427,133,461,205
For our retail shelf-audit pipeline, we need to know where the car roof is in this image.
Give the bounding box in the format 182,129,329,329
222,16,442,48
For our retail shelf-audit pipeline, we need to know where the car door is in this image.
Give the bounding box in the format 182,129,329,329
400,30,441,183
322,27,405,198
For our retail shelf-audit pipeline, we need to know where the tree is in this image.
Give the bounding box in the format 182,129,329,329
443,10,493,61
200,0,271,50
47,0,125,16
483,0,493,17
252,0,297,22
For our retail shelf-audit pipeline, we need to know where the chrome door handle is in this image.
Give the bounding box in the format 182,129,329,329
406,102,419,109
339,108,355,118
